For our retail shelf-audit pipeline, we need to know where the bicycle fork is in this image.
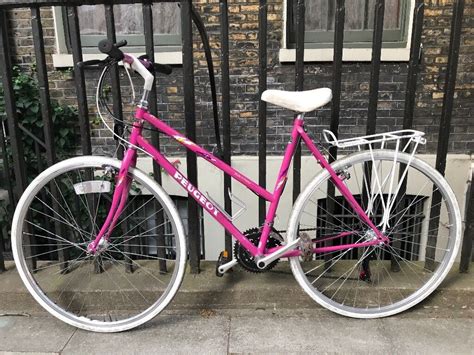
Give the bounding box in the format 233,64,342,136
87,144,138,254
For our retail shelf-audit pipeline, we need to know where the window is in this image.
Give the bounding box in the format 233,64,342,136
52,4,182,67
281,0,414,62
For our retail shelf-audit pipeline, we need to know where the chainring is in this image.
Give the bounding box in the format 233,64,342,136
234,228,282,273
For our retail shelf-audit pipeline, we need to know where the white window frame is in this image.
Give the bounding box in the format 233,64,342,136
279,0,415,62
51,7,182,68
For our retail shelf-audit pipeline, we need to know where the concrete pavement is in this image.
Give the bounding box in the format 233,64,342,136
0,309,472,354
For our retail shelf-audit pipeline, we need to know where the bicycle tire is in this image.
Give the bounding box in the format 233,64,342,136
12,156,187,332
288,150,461,318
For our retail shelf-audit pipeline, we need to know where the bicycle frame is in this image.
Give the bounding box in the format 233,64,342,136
88,106,388,258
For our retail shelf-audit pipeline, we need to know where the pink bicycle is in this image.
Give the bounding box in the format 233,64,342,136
11,40,461,332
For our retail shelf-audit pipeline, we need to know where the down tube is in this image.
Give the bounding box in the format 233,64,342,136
136,136,260,256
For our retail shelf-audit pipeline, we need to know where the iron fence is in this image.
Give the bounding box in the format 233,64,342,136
0,0,471,275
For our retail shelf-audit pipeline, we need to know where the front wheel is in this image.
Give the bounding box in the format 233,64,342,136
12,156,187,332
288,150,461,318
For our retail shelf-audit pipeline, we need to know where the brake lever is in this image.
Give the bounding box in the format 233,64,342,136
136,54,172,75
116,40,127,48
77,59,109,68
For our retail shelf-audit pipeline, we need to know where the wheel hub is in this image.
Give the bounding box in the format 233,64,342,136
363,230,378,243
87,237,109,255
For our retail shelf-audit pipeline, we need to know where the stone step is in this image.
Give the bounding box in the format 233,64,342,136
0,261,472,317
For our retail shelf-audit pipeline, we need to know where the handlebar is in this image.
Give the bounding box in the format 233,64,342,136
98,39,126,60
154,63,173,75
94,39,172,76
77,39,173,94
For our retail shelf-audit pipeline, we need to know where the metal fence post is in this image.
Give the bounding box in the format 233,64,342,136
425,0,465,271
0,230,4,272
181,0,200,273
143,2,168,273
324,0,345,267
258,0,267,225
66,6,92,156
292,0,305,203
402,0,424,132
391,0,424,271
366,0,385,136
361,0,384,213
220,0,233,256
0,9,32,269
31,7,56,166
460,171,473,272
103,3,135,273
0,118,14,272
0,10,28,204
105,3,124,159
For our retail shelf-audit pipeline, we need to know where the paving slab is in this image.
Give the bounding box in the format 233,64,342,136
62,315,230,355
228,314,474,354
380,318,474,354
0,310,472,354
0,315,74,353
228,315,391,354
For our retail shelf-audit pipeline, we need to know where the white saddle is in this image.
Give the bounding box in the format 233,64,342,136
261,88,332,113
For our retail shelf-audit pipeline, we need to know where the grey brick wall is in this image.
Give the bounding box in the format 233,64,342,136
4,0,473,156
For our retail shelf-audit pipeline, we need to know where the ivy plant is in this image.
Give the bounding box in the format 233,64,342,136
0,66,79,245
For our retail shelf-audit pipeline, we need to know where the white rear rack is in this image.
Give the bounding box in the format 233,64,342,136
322,129,427,233
323,129,426,151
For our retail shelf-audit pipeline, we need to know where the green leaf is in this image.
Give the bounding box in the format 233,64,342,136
30,104,40,113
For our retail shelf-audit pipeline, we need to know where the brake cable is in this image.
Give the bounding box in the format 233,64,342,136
190,5,223,159
90,6,224,159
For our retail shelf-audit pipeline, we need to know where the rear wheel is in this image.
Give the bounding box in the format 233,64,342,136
12,156,187,332
288,150,461,318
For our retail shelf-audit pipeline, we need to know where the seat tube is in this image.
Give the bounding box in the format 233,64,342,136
257,114,304,255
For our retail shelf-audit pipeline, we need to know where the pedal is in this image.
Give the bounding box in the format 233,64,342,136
216,250,231,277
299,232,313,262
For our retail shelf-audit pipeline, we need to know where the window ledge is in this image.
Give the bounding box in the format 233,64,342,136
52,51,183,68
279,48,410,62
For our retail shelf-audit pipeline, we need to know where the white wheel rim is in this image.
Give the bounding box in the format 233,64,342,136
287,150,461,318
11,156,187,332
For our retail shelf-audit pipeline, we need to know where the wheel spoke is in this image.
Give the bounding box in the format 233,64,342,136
288,151,459,317
13,160,185,331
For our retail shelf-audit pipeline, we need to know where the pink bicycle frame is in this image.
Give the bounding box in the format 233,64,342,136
88,106,388,258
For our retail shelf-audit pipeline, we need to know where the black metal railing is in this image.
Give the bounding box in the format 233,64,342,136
0,0,471,274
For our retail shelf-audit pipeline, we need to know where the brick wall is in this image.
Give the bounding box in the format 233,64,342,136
4,0,473,156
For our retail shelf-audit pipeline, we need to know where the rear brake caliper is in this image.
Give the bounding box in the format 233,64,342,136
336,166,351,181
